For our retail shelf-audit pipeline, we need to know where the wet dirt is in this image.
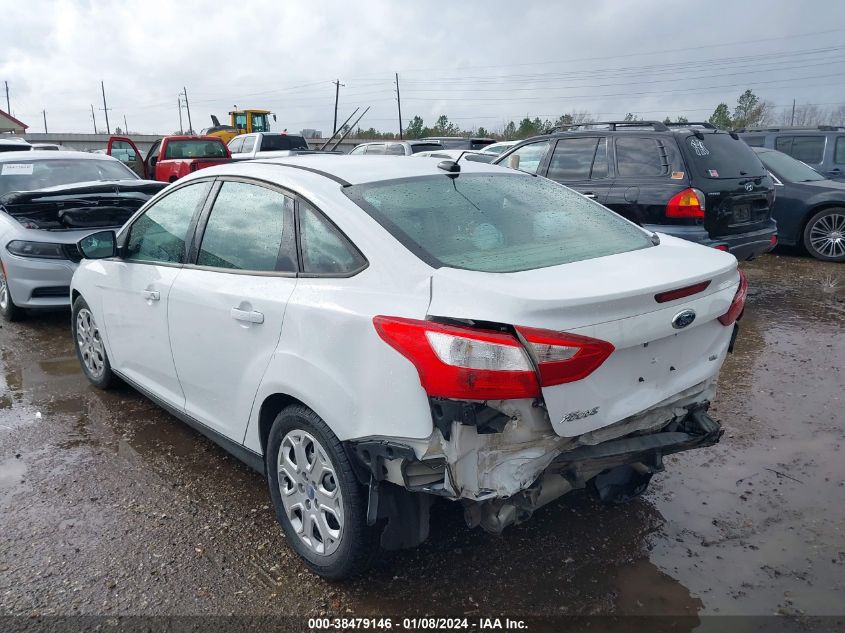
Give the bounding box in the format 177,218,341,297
0,252,843,624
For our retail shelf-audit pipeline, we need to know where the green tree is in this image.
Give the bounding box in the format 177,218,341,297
708,103,732,129
431,115,459,136
476,126,489,138
502,121,517,140
405,115,424,139
732,89,770,129
623,112,641,122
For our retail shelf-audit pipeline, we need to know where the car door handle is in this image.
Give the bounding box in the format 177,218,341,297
230,307,264,324
142,289,160,301
582,192,597,199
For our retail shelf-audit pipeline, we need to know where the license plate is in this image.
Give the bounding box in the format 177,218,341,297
733,204,751,223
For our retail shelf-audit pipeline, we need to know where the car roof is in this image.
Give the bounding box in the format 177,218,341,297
199,154,509,186
0,150,121,162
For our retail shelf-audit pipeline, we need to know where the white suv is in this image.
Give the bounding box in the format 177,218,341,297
71,155,745,578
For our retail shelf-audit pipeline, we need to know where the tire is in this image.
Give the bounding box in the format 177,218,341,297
72,296,115,389
0,267,25,322
802,207,845,262
266,404,379,579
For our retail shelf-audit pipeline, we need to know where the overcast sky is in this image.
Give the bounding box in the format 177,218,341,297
3,0,845,136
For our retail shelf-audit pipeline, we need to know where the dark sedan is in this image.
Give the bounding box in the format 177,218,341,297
754,147,845,262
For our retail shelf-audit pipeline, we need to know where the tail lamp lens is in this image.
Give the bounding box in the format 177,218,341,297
372,316,615,400
666,188,705,219
516,326,615,386
718,270,748,326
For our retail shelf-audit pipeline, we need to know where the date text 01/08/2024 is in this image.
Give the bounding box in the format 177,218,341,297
307,617,528,630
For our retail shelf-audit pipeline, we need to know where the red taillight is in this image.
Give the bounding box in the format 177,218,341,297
666,188,705,219
516,326,614,387
714,244,729,252
373,316,540,400
654,280,711,303
373,317,615,399
718,271,748,326
770,234,778,247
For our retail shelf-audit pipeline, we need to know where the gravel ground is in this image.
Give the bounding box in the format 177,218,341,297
0,251,843,629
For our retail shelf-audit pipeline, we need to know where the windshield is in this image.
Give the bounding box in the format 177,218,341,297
344,174,652,272
757,150,825,183
0,158,137,196
163,140,227,159
683,133,767,179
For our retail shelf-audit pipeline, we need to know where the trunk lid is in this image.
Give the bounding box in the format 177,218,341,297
427,236,739,437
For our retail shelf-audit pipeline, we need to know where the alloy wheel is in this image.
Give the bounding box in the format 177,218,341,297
76,308,106,379
277,429,344,556
808,212,845,259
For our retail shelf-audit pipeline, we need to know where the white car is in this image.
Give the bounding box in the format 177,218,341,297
479,140,518,155
413,149,494,163
71,155,745,578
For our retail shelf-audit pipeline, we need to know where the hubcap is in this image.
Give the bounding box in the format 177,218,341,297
277,429,344,556
76,308,106,379
0,273,8,311
809,213,845,259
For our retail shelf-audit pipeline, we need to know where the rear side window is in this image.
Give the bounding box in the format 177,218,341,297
775,135,825,164
126,181,210,264
344,174,652,273
228,137,245,153
241,136,256,153
615,137,667,177
502,140,551,175
365,144,386,155
385,143,406,155
261,135,309,151
836,137,845,165
683,133,767,179
197,181,293,272
547,137,599,180
299,201,367,275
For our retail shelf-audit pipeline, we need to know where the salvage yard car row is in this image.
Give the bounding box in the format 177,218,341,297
0,120,840,579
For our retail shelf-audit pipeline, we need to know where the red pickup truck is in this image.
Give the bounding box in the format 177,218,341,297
107,135,231,182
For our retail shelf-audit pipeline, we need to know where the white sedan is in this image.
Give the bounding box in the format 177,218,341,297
71,155,745,578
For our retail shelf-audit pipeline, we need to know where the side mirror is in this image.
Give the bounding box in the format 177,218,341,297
78,230,117,259
507,154,520,170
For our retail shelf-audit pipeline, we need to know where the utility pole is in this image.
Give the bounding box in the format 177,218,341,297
91,104,97,134
4,81,9,113
178,98,184,134
42,110,47,133
332,79,344,135
180,87,193,134
790,99,796,126
124,115,128,134
100,81,111,134
395,72,403,140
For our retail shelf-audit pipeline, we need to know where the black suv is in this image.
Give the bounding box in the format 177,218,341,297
494,121,777,260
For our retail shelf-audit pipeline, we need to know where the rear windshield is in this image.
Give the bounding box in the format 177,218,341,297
261,135,309,151
683,133,766,179
410,143,444,154
0,159,137,196
757,150,825,183
344,174,652,272
163,139,227,159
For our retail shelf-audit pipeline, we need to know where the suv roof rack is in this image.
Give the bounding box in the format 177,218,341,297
663,122,717,129
735,125,845,133
558,120,671,132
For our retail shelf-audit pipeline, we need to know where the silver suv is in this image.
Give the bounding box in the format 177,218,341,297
348,140,442,155
738,126,845,181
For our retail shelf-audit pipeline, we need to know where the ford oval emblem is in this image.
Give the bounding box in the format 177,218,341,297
672,309,696,329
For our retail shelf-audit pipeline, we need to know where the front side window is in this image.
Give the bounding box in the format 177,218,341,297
546,137,599,180
365,144,386,155
228,136,245,153
502,140,551,174
836,137,845,165
349,145,366,155
616,137,667,177
344,174,652,273
125,181,211,264
197,182,292,272
385,144,405,155
299,201,366,274
234,113,247,131
250,113,269,133
110,140,137,162
241,136,256,153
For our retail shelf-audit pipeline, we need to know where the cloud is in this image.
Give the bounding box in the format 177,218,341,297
2,0,844,135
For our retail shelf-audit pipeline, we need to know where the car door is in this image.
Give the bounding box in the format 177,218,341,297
167,179,298,440
541,136,612,203
98,179,212,408
607,136,679,225
831,136,845,181
144,139,162,181
107,136,146,178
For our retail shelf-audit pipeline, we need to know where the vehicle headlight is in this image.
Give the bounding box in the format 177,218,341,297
6,240,68,259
